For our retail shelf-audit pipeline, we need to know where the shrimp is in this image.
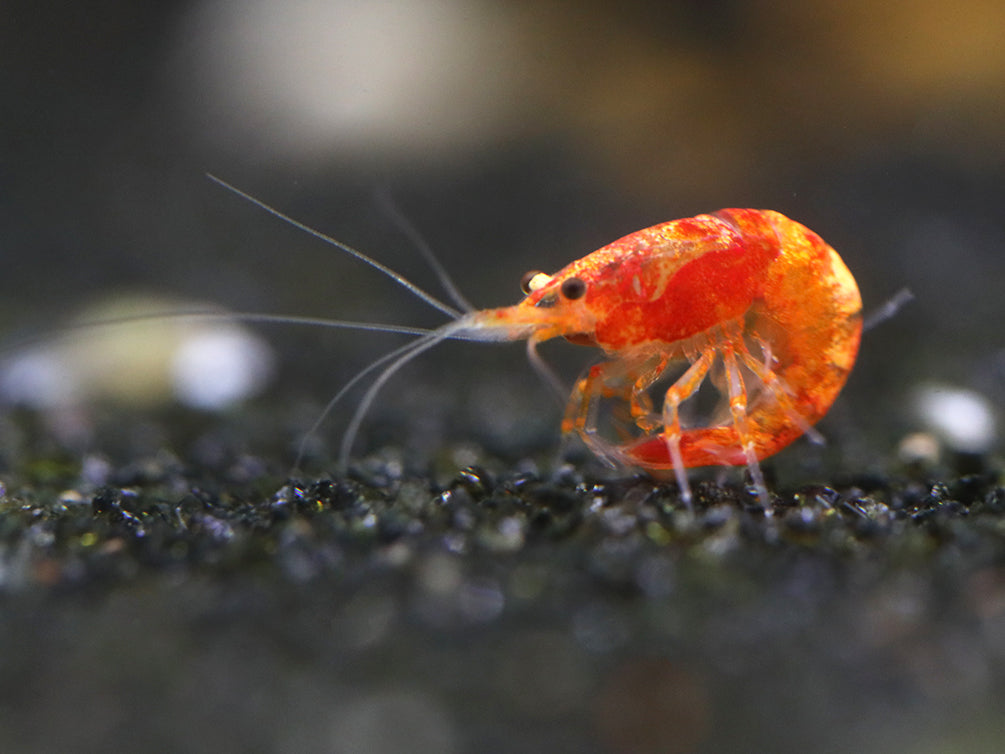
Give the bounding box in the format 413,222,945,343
439,208,862,505
150,182,863,507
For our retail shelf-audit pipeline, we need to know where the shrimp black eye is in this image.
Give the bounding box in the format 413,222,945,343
560,277,586,300
521,270,551,295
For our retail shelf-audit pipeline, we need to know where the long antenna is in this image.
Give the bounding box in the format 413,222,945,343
292,331,439,471
0,309,438,357
206,174,463,320
338,322,465,469
373,188,475,313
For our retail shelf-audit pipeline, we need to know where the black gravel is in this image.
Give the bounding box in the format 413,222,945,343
1,432,1004,754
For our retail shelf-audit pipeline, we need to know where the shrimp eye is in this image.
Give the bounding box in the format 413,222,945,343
521,270,551,295
560,277,586,300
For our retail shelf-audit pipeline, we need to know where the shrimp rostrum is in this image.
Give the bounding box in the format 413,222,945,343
449,209,862,505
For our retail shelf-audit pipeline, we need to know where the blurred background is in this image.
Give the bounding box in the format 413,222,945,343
4,0,1005,465
2,2,1005,752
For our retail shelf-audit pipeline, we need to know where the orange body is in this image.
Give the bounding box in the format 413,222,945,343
465,209,862,502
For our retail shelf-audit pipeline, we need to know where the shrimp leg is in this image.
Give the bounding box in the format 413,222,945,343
720,338,769,506
627,352,672,432
562,348,671,465
736,338,824,446
658,347,715,505
563,342,722,506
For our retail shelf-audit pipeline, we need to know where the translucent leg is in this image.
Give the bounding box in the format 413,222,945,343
563,348,672,464
721,343,769,506
563,363,622,466
627,353,671,432
738,339,824,445
660,349,715,506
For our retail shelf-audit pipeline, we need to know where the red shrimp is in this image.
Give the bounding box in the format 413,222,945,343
448,208,863,505
180,182,864,506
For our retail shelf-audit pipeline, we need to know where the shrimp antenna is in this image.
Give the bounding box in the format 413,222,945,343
525,339,568,406
295,314,501,470
374,188,475,313
0,309,438,358
293,332,440,470
338,321,467,470
206,174,463,320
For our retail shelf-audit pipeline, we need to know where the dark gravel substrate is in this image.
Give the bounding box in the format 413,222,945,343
1,433,1003,754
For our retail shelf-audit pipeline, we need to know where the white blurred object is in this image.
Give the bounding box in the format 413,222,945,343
175,0,526,164
170,327,273,409
912,383,998,455
896,431,941,466
1,295,274,411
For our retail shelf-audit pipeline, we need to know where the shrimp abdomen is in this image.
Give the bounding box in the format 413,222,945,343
622,210,862,473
